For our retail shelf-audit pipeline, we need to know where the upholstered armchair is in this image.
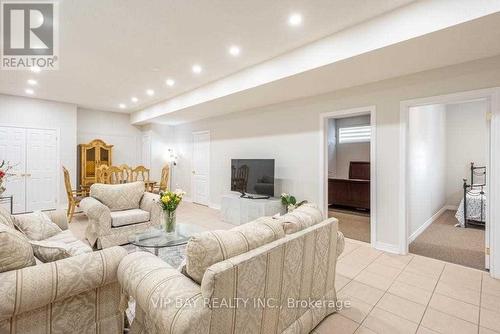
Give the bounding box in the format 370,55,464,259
80,181,161,249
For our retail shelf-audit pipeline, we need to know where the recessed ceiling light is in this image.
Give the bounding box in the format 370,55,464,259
166,79,175,87
131,97,138,103
27,79,37,85
119,103,126,109
30,66,41,73
229,45,241,56
288,13,303,26
192,64,202,74
146,89,155,96
25,88,34,95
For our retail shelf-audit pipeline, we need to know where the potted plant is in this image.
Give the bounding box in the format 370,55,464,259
281,193,307,213
0,160,13,196
159,189,186,233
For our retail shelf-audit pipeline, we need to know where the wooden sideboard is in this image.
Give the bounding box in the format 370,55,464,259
328,161,370,211
78,139,113,188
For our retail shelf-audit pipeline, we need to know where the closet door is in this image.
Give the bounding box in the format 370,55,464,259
0,126,26,213
26,129,57,212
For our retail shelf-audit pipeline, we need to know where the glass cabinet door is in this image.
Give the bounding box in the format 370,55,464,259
85,147,96,178
100,148,110,166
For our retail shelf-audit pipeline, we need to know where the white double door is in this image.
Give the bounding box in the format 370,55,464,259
0,126,58,213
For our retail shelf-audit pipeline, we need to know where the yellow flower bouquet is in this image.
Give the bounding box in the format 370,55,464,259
159,189,186,233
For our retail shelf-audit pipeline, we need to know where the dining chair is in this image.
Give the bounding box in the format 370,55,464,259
153,164,170,193
131,165,150,182
119,164,133,182
62,166,86,222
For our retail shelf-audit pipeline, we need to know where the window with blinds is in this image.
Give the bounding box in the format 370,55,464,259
338,125,371,143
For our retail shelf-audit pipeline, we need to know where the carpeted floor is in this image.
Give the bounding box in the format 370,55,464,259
328,208,370,243
409,210,485,270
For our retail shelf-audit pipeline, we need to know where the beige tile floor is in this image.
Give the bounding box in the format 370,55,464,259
70,202,500,334
314,238,500,334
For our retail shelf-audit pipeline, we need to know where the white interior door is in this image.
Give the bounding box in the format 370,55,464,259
26,129,57,212
0,126,26,213
191,131,210,206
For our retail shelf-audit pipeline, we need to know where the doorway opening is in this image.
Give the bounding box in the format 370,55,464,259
321,107,376,245
405,99,490,270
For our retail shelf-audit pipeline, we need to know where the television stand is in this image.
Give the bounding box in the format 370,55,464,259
240,193,270,200
221,194,285,225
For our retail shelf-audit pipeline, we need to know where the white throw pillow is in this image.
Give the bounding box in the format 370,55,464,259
13,211,62,241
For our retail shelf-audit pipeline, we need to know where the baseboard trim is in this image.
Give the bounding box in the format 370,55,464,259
209,203,221,210
374,241,401,254
408,205,448,243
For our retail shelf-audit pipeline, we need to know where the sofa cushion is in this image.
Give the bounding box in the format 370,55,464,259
44,229,93,254
90,181,145,211
0,224,36,272
0,206,15,229
13,211,62,241
185,216,284,284
275,203,324,234
30,240,79,263
110,209,150,227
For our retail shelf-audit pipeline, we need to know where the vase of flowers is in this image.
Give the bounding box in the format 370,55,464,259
0,160,13,196
281,193,307,213
159,189,185,233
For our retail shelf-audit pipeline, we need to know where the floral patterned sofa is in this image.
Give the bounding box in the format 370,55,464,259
80,181,161,249
0,207,127,333
118,203,345,334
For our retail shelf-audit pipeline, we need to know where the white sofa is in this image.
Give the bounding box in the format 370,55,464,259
0,207,127,333
80,181,161,249
118,203,345,334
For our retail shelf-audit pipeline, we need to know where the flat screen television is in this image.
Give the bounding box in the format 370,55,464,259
231,159,275,198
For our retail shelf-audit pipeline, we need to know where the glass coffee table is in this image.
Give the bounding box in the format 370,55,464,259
128,223,206,266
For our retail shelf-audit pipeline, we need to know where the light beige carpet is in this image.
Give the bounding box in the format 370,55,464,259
328,208,370,243
409,210,485,270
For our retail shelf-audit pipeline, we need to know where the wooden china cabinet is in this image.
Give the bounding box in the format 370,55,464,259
78,139,113,188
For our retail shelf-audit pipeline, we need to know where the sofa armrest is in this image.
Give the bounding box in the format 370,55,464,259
45,210,69,230
140,192,161,225
0,246,126,321
118,252,209,333
80,197,112,227
337,231,345,257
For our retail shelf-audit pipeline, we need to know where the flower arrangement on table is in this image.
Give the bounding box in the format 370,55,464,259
280,193,307,213
159,189,186,233
0,160,14,196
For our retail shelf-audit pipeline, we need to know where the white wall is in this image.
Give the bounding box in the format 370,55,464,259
167,55,500,248
140,123,174,181
0,94,77,206
327,119,336,177
445,100,489,206
77,108,143,171
334,115,371,179
408,104,447,238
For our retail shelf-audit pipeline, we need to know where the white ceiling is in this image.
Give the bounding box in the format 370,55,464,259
144,12,500,125
0,0,415,112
